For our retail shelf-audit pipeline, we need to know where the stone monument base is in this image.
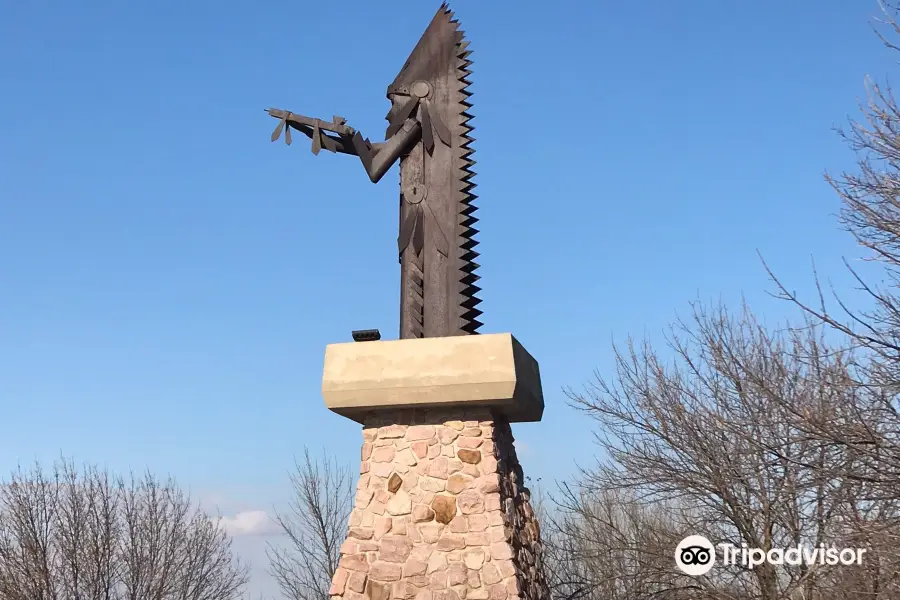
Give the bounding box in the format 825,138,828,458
322,334,549,600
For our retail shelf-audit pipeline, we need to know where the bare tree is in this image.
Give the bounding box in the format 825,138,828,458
765,1,900,491
542,485,692,600
541,6,900,599
267,449,352,600
0,458,249,600
562,302,900,600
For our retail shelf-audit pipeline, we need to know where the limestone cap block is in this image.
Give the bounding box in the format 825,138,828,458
321,333,543,424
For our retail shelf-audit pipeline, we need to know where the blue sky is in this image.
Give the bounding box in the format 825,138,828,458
0,0,893,596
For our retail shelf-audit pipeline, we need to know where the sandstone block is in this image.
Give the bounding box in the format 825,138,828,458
379,425,406,439
488,583,507,600
373,462,394,478
406,425,436,441
347,571,367,593
387,491,412,516
349,527,374,540
397,448,418,466
457,449,481,464
431,495,457,524
457,490,485,515
506,577,521,596
490,542,514,561
380,536,413,563
340,553,369,573
476,477,499,494
495,559,517,578
436,534,466,552
372,446,396,463
480,563,501,585
329,567,349,595
479,456,498,474
439,427,460,444
426,457,450,479
402,472,420,491
369,561,403,582
489,526,509,543
419,523,444,543
420,476,446,493
447,563,467,586
467,514,488,531
356,489,374,508
449,515,468,533
403,558,427,577
429,571,448,590
410,544,433,563
427,551,448,574
464,549,485,570
392,580,419,599
340,539,359,555
407,523,422,543
367,580,391,600
349,510,363,527
467,569,481,588
412,504,435,522
411,441,428,458
446,473,472,494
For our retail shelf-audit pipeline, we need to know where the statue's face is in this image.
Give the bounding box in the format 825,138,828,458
385,93,404,121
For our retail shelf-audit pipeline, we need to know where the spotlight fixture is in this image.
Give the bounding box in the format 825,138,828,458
351,329,382,342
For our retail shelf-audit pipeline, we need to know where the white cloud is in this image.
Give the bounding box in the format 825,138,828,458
217,510,279,536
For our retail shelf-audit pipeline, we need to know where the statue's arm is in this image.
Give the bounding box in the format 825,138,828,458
268,108,421,183
352,119,422,183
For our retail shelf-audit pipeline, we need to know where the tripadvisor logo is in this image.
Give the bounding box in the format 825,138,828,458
675,535,867,575
676,535,715,575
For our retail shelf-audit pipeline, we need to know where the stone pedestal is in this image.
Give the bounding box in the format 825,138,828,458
321,334,550,600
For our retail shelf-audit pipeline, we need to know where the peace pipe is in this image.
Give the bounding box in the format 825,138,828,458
265,108,356,137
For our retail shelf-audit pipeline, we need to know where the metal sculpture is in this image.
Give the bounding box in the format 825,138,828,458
266,3,481,339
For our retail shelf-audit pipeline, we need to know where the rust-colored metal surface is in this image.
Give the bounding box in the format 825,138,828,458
266,3,481,339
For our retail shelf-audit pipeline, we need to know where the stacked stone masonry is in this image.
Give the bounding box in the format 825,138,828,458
328,408,550,600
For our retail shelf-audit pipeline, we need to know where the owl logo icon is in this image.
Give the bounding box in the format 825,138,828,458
675,535,715,575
